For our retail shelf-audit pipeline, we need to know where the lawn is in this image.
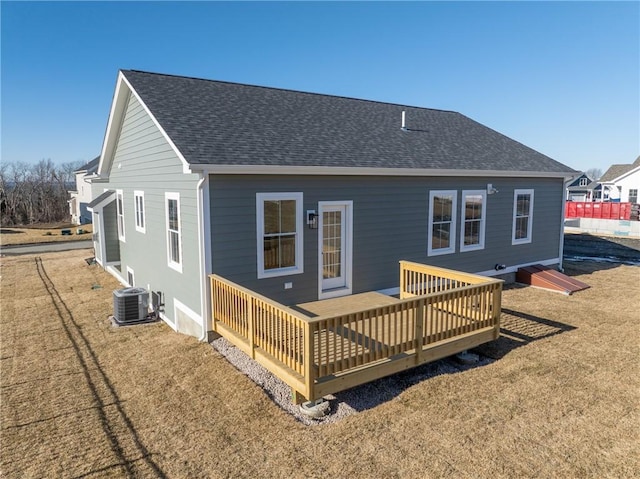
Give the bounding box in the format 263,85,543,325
1,249,638,478
0,224,93,246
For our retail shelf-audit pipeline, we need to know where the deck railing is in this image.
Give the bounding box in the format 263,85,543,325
210,261,502,403
211,276,312,398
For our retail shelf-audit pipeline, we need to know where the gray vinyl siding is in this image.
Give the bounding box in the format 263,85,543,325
102,94,202,332
210,175,564,305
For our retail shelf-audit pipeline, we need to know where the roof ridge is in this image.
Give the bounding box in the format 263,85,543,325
114,68,575,174
121,69,459,114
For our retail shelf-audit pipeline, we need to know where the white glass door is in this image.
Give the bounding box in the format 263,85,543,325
319,201,352,299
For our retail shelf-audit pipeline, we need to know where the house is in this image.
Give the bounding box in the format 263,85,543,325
565,172,596,201
68,156,99,225
598,156,640,203
89,70,576,340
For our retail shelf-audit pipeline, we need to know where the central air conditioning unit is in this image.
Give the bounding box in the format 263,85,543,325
113,287,149,324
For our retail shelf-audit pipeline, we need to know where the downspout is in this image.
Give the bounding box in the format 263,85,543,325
196,173,213,341
558,178,568,272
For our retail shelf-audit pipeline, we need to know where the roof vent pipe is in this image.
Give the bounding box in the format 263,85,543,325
401,111,407,131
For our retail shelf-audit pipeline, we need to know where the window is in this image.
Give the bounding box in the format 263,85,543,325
116,190,125,241
512,189,534,245
579,177,588,187
629,189,638,204
428,190,457,256
165,192,182,272
460,190,486,252
134,191,145,233
126,266,135,287
256,192,303,278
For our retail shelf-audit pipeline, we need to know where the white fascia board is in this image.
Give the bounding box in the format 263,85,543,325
97,71,190,179
87,190,116,212
188,164,574,179
611,165,640,184
89,177,109,184
97,71,129,179
121,75,191,174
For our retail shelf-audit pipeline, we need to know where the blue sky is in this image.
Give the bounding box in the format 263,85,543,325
2,1,638,174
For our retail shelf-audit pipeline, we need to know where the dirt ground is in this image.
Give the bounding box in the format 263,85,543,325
563,232,640,263
1,250,638,478
0,225,93,246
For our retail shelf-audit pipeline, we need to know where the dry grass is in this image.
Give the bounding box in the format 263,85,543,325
1,251,638,478
0,225,93,246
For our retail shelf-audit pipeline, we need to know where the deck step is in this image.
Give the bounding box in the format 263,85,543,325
516,264,590,295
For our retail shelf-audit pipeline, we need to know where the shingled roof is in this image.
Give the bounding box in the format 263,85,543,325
76,155,100,174
600,156,640,182
121,70,575,175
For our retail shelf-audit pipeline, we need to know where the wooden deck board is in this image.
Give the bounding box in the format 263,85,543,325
294,291,401,317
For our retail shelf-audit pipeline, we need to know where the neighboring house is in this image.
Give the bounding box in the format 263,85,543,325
68,156,99,224
89,70,576,339
565,173,596,201
598,156,640,203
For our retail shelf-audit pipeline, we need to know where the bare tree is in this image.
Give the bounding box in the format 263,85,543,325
585,168,603,181
0,159,83,226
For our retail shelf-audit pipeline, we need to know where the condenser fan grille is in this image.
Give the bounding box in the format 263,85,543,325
113,287,149,324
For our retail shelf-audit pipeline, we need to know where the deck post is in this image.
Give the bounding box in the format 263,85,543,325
247,296,255,359
210,276,217,332
303,321,315,402
414,299,424,364
399,261,407,299
291,389,304,405
492,283,502,340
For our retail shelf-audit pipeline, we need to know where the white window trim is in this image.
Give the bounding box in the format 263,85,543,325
460,190,486,252
116,189,125,242
165,192,183,273
134,190,145,234
427,190,457,256
256,192,304,279
512,189,534,245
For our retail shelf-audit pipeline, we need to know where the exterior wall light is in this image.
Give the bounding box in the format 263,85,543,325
307,210,318,229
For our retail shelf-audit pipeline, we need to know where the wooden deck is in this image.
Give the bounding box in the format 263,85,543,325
295,291,400,317
211,261,502,403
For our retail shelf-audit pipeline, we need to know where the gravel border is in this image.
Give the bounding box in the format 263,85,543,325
211,337,493,426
